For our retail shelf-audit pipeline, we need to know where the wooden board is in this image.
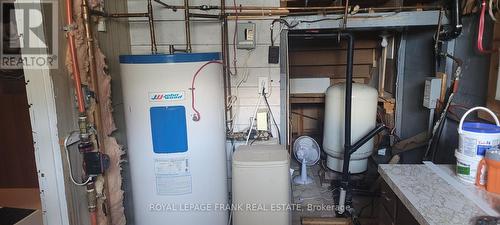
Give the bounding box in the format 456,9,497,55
301,217,352,225
290,39,379,51
289,49,375,66
291,103,324,139
332,78,368,84
290,93,325,104
290,65,372,79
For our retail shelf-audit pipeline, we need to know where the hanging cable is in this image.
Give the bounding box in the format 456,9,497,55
270,19,298,46
478,0,495,53
191,60,224,121
489,0,497,22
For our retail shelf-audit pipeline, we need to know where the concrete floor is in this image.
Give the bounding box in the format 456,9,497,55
290,160,379,225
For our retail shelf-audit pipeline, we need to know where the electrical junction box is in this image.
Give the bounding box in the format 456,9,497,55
237,22,256,49
423,77,442,109
257,109,269,131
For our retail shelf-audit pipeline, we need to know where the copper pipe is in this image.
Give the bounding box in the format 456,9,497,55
343,0,349,30
82,0,105,151
90,212,97,225
87,184,98,225
153,3,438,12
184,0,192,52
82,2,112,225
227,6,344,11
221,0,232,131
147,0,158,54
90,10,149,18
225,10,291,17
65,0,85,114
109,12,149,18
223,6,441,19
153,2,345,11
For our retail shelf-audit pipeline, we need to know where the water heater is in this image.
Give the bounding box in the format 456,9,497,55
323,83,378,173
120,53,228,225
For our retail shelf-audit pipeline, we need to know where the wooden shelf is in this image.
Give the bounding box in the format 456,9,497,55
290,93,325,104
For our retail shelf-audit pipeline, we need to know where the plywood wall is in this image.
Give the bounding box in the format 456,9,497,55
0,79,38,188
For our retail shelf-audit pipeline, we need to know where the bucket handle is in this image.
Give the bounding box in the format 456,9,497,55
458,107,500,134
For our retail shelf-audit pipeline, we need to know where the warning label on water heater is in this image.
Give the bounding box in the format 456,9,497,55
154,158,192,195
156,175,192,195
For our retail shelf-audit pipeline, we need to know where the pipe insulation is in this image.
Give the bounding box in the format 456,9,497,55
65,0,126,225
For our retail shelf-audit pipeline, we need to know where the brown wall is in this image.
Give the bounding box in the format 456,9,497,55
0,78,38,188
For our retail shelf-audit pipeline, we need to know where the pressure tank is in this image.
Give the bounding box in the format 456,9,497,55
323,83,378,173
120,53,228,225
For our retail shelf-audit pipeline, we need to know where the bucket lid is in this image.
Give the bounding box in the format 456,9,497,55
233,145,289,167
462,122,500,134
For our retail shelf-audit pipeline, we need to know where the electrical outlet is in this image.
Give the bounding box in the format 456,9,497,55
258,77,269,94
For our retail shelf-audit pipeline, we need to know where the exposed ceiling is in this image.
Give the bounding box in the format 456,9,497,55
283,0,440,8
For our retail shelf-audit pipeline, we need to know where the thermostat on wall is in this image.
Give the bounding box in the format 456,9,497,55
237,22,256,49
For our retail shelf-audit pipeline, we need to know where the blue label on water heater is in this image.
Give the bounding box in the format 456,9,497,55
150,106,188,153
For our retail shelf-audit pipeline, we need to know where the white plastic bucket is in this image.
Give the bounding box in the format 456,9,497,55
455,150,481,184
458,107,500,158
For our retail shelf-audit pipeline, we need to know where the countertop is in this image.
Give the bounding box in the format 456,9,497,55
379,164,500,225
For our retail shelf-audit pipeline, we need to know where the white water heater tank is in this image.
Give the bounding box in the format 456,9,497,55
323,83,378,173
120,53,228,225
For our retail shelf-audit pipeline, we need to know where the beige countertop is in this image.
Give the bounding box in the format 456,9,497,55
379,164,500,225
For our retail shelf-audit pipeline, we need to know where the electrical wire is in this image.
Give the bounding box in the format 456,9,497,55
488,0,498,22
191,60,223,121
298,17,343,23
64,131,92,186
270,19,298,46
227,50,253,133
227,208,232,225
263,87,281,144
489,0,497,22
